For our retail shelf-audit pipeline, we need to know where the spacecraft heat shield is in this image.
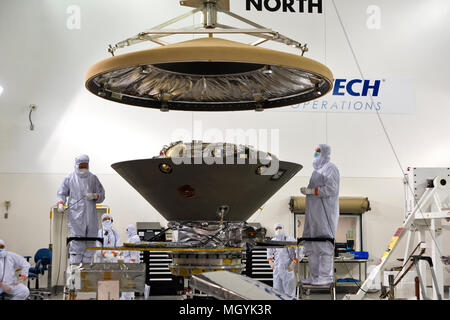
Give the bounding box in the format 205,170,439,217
86,37,333,111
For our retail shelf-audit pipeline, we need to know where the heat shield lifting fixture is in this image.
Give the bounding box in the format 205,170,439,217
85,0,333,111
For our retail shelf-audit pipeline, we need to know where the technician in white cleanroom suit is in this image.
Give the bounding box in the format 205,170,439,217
123,224,141,264
266,223,299,297
57,154,106,264
96,213,122,263
300,144,340,286
0,239,30,300
121,224,151,299
120,224,142,300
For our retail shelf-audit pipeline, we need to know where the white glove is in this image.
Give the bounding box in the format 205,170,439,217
86,193,99,201
14,275,27,285
287,262,295,272
300,187,315,195
57,203,64,213
104,252,115,262
269,260,275,270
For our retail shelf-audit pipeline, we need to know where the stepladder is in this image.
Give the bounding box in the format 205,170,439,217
344,174,450,300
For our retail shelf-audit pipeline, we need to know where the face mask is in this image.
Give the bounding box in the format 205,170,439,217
0,249,6,257
79,168,89,174
314,152,320,158
126,230,133,238
102,220,112,229
275,229,285,238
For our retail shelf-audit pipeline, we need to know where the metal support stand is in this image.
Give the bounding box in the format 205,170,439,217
298,282,336,300
412,256,442,300
388,274,395,300
296,237,336,300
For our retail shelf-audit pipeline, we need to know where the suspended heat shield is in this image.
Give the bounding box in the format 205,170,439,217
86,37,333,111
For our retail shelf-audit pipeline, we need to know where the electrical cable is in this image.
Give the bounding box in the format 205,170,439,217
199,224,228,246
330,0,443,259
180,221,229,246
339,256,378,294
199,234,223,246
146,227,172,242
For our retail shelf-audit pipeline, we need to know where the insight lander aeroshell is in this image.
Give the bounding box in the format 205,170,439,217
111,156,302,222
